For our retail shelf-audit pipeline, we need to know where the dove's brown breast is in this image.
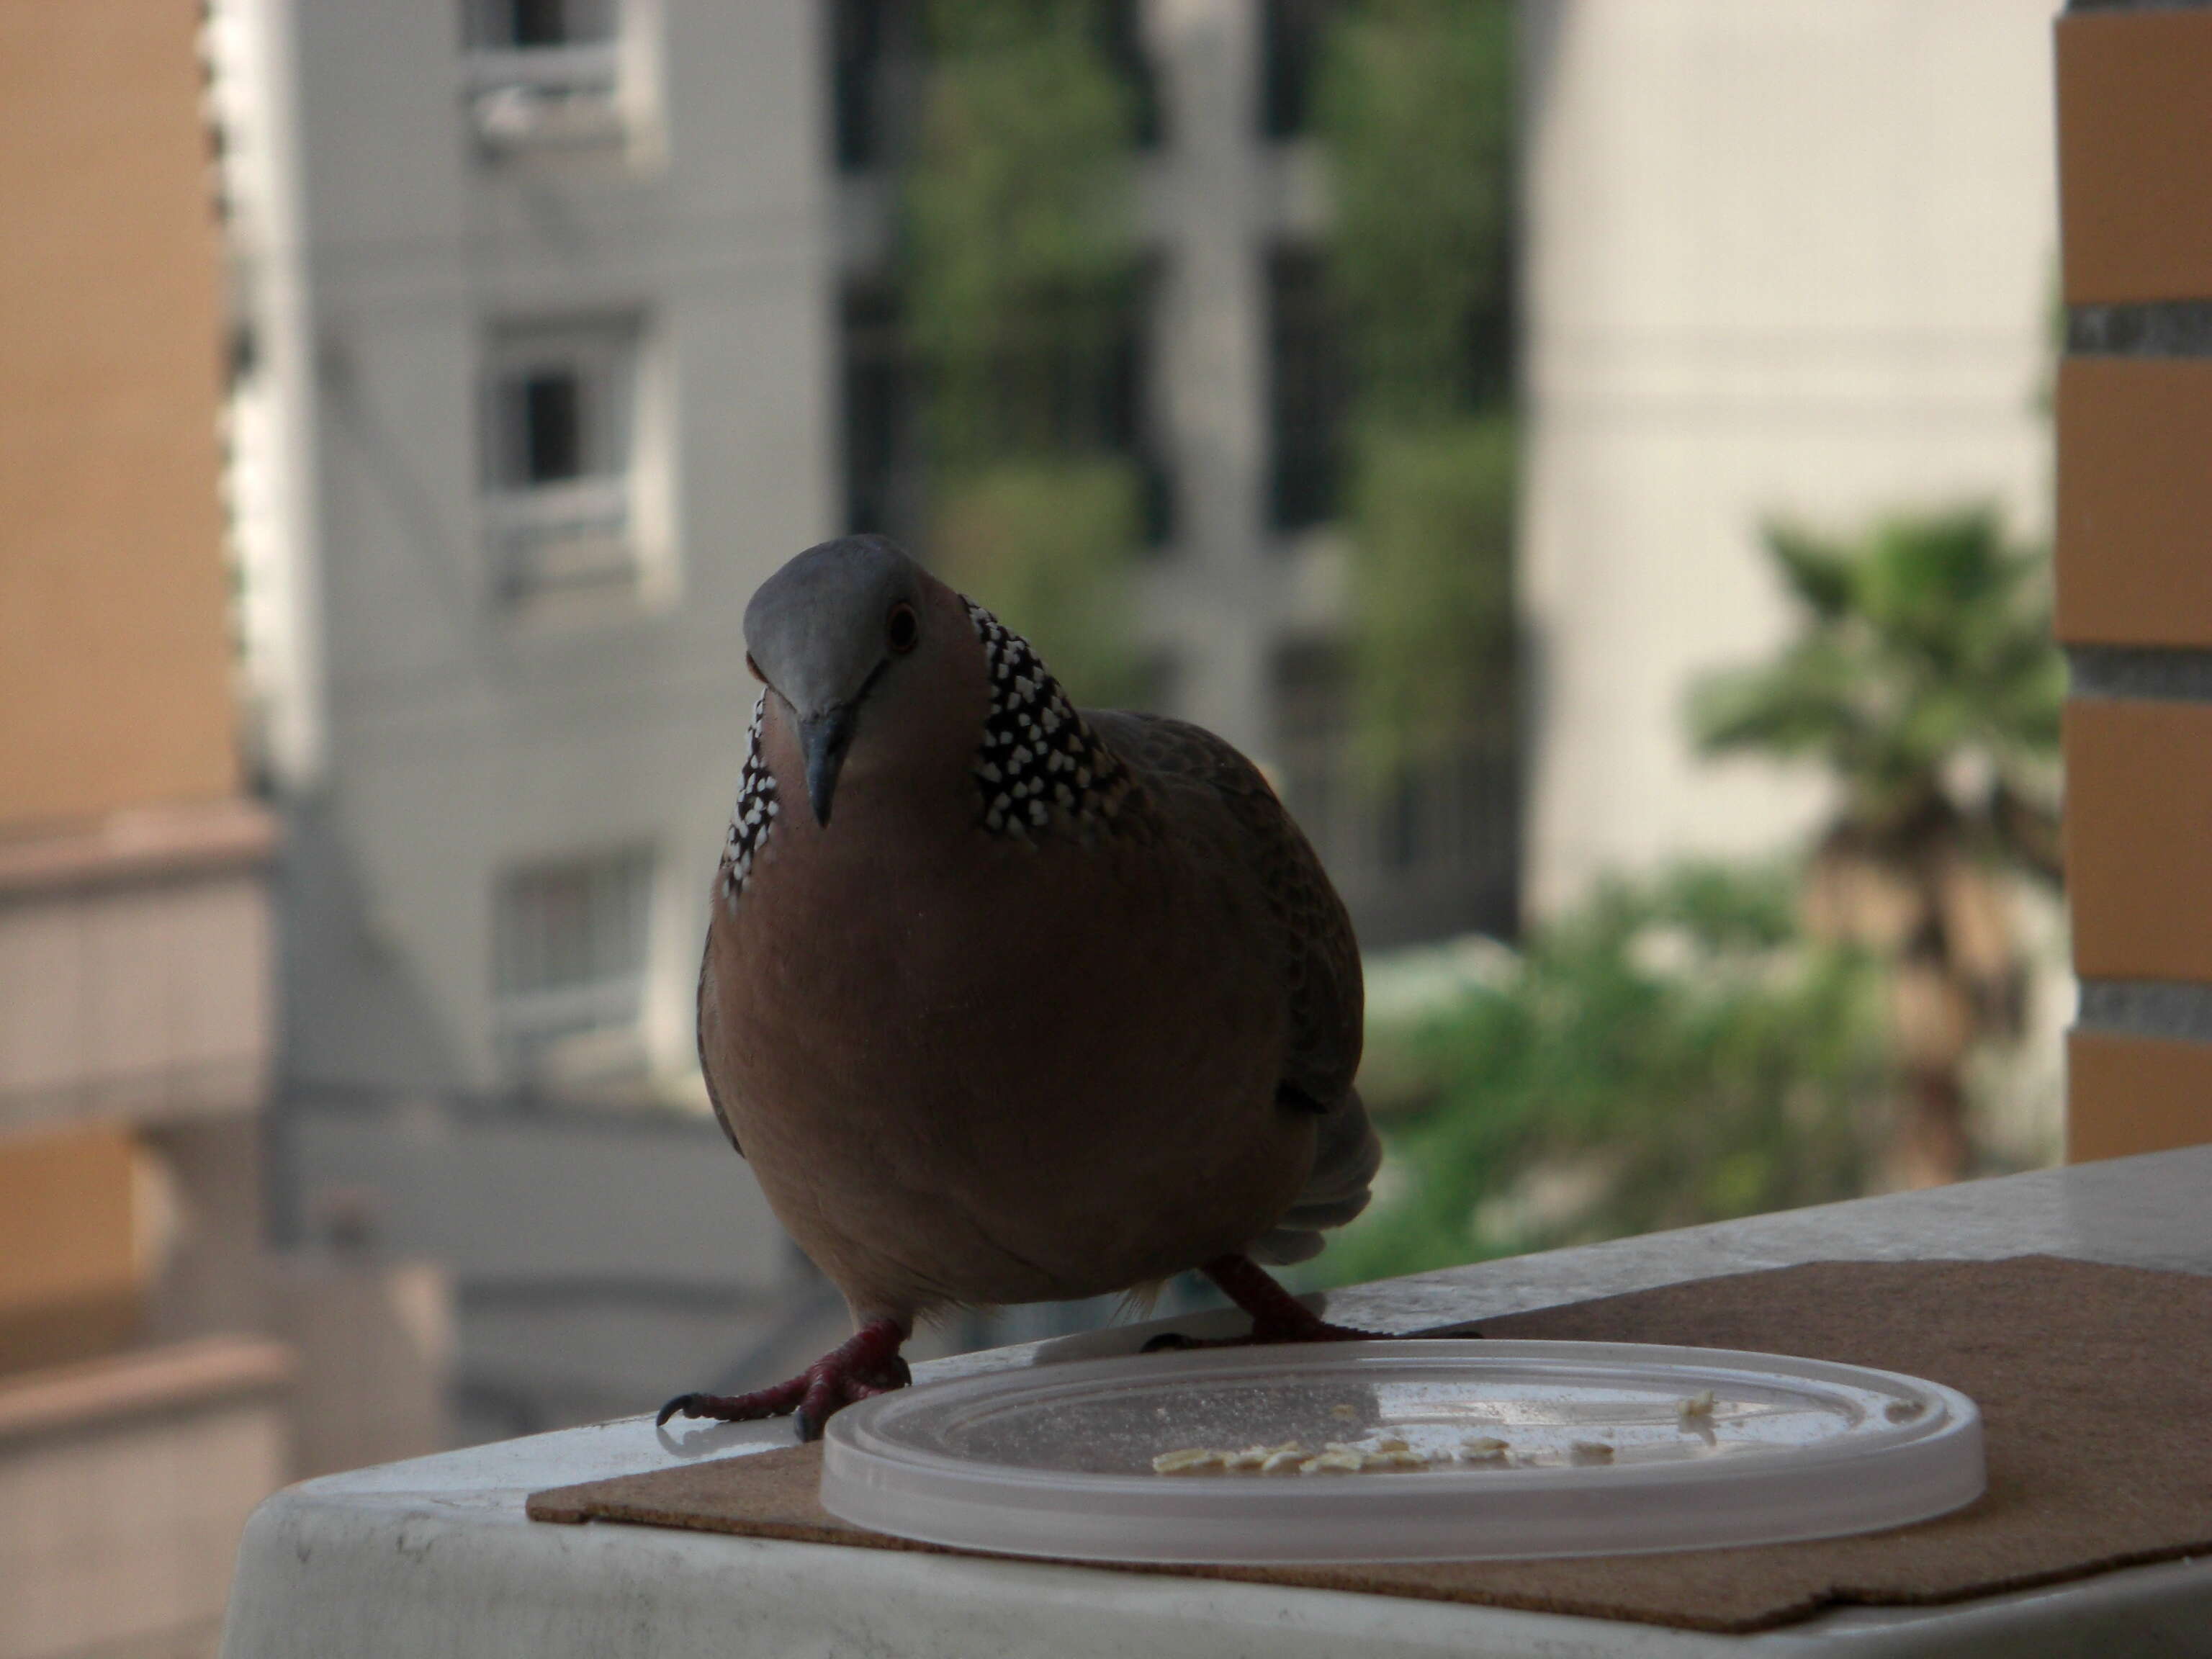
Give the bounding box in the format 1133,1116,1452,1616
703,657,1314,1321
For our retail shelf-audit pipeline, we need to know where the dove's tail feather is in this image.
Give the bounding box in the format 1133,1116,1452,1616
1250,1087,1381,1265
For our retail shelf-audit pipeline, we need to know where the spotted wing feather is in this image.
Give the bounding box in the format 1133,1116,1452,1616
1084,711,1363,1112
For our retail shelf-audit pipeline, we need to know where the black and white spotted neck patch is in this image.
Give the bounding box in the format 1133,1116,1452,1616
963,598,1134,842
719,692,779,908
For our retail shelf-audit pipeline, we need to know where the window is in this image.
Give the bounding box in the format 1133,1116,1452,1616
838,269,1170,550
493,848,653,1086
483,319,642,601
1271,642,1519,946
1267,245,1348,534
1261,0,1333,140
1102,0,1164,150
840,280,918,544
830,0,925,173
462,0,623,150
830,1,1156,174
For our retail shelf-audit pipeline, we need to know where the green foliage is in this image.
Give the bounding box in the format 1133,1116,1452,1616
1684,507,2064,1184
1322,863,1892,1286
1689,508,2064,837
1316,0,1518,773
931,458,1145,706
905,0,1136,474
1317,0,1515,424
1346,415,1515,769
901,0,1143,696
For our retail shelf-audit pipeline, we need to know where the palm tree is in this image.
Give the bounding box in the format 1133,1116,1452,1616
1689,508,2064,1187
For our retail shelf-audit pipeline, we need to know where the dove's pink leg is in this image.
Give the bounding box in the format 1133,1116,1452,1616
1143,1254,1393,1351
657,1315,912,1442
1201,1252,1388,1342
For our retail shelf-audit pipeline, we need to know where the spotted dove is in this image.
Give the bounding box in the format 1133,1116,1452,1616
661,536,1382,1439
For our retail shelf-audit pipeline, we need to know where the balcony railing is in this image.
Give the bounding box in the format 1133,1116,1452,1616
486,477,636,600
1275,721,1520,948
466,45,623,150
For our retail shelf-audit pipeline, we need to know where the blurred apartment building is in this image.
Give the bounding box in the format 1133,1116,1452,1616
207,0,1513,1437
1519,0,2062,915
0,5,444,1657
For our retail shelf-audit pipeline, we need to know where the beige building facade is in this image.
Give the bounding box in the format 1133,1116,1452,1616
1519,0,2062,914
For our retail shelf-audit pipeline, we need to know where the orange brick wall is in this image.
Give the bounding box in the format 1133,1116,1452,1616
0,1126,143,1375
0,0,238,833
2054,3,2212,1161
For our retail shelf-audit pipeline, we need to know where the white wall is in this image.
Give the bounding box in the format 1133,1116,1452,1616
245,0,837,1092
1519,0,2060,914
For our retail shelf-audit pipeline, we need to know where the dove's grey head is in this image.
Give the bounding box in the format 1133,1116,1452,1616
743,536,936,827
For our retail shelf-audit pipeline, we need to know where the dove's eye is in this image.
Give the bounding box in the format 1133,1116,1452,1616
887,603,919,654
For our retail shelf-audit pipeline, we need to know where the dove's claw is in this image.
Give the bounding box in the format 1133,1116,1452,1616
1141,1254,1427,1352
656,1316,910,1441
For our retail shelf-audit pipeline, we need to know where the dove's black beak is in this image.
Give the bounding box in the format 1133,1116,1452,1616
799,704,856,827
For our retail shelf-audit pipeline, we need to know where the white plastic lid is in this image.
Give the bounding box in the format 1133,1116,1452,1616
819,1339,1984,1563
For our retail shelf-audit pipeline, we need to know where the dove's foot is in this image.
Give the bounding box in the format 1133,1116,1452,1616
1143,1253,1395,1352
657,1315,912,1442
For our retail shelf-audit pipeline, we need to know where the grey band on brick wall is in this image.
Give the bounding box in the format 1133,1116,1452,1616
2065,1,2212,17
2077,979,2212,1043
2068,302,2212,357
2067,647,2212,703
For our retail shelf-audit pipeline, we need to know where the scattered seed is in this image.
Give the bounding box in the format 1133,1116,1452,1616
1570,1440,1615,1463
1300,1451,1367,1474
1329,1403,1359,1421
1885,1399,1924,1422
1679,1390,1717,1419
1151,1448,1224,1475
1460,1436,1511,1460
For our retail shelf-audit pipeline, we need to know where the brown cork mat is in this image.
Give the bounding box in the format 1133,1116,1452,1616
529,1257,2212,1634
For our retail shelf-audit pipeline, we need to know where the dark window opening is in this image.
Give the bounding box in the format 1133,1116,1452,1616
830,0,921,172
1267,244,1347,534
1261,0,1334,140
842,269,1171,552
468,0,614,50
1271,639,1520,946
841,281,919,543
831,1,1156,172
1102,0,1164,150
516,372,585,485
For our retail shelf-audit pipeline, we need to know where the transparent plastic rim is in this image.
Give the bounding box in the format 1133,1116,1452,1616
819,1339,1986,1564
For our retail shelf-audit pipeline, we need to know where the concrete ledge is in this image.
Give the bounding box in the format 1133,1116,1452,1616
218,1154,2212,1659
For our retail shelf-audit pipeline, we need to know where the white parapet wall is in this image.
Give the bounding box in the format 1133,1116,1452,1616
0,1337,293,1659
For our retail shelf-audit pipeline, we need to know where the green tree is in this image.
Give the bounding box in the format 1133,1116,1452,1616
1688,508,2064,1186
1325,863,1891,1286
1317,0,1516,770
903,0,1145,706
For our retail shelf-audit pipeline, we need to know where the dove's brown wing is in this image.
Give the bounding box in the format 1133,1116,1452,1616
1089,711,1376,1262
698,949,742,1157
1086,711,1364,1113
